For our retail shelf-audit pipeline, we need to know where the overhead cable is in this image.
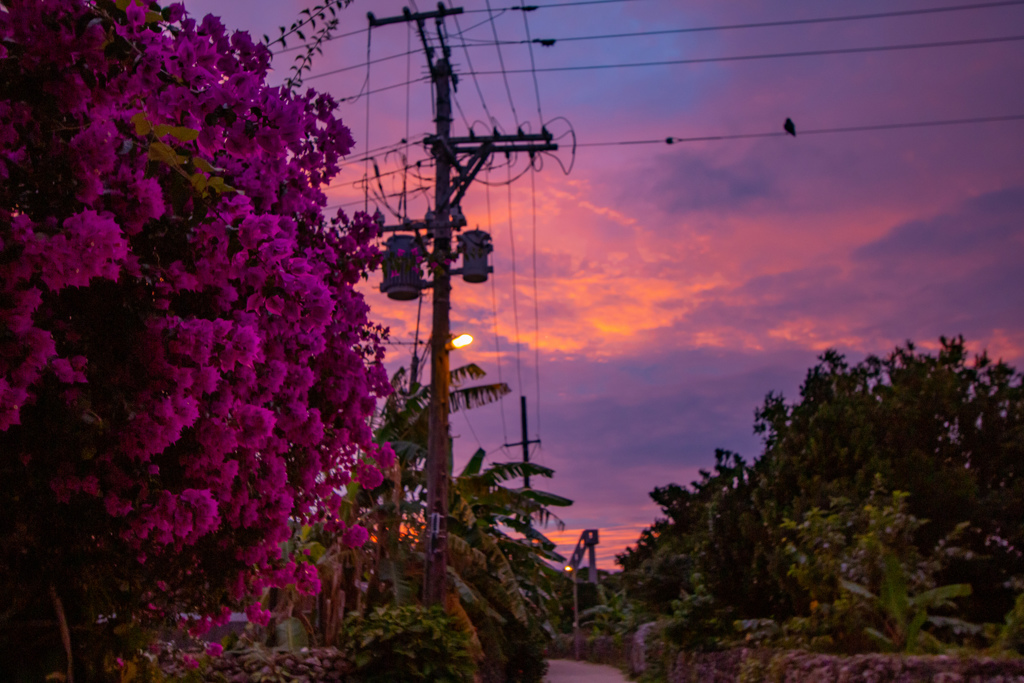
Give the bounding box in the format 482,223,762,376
504,0,648,8
346,136,431,164
505,164,524,400
363,27,372,212
464,35,1024,74
271,27,370,55
461,1,1024,47
521,3,545,126
575,114,1024,147
449,2,499,127
305,49,419,82
485,0,522,129
529,166,542,452
276,1,1024,67
338,77,431,103
485,164,511,445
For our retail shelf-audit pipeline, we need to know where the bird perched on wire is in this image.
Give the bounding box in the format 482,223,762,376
784,118,796,136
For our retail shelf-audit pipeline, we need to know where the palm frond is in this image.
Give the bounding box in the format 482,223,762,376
521,489,573,507
459,448,487,477
479,460,555,485
450,363,487,387
447,568,508,625
450,382,511,412
449,534,488,574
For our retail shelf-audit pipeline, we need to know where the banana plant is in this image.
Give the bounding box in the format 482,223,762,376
841,553,972,652
579,585,639,637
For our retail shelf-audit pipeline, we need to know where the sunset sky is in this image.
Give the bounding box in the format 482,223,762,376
185,0,1024,567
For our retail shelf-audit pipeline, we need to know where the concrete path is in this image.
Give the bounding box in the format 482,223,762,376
544,659,631,682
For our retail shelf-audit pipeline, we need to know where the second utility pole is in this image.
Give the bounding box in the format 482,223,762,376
504,395,540,488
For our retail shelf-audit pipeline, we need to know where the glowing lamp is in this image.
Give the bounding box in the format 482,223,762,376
448,334,473,350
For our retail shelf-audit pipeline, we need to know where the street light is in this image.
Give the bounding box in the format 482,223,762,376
564,530,599,661
447,333,473,350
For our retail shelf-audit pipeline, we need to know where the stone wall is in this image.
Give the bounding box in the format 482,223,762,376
668,648,1024,683
548,626,1024,682
546,633,634,669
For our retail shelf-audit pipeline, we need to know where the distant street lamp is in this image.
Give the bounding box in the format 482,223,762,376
565,530,599,661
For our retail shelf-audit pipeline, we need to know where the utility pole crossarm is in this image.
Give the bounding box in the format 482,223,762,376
428,132,558,153
426,134,558,210
504,396,541,488
446,132,555,145
367,5,464,28
379,220,428,234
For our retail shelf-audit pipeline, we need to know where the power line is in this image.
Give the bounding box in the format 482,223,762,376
521,2,544,126
485,0,521,129
305,49,420,82
529,166,542,452
347,137,431,165
292,0,1005,58
327,159,432,189
332,115,1024,208
507,0,648,8
363,27,373,212
269,1,642,60
575,113,1024,146
485,166,511,446
505,164,524,399
455,0,650,12
449,3,499,127
461,1,1024,47
324,184,432,212
460,408,486,452
271,26,369,55
403,23,414,221
338,77,431,103
464,34,1024,75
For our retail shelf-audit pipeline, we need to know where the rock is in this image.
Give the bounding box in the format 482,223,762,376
631,621,660,675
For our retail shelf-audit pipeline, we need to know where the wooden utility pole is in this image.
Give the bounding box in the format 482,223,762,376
424,52,453,606
369,3,557,606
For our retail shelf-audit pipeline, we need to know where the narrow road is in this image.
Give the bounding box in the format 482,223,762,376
544,659,631,682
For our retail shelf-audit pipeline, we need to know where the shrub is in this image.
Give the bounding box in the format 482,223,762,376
338,604,477,683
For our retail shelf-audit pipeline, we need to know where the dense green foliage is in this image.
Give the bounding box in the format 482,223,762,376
618,338,1024,653
249,365,570,683
364,366,569,682
338,604,477,683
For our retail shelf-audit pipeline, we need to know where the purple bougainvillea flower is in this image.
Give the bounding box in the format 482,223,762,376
0,0,391,631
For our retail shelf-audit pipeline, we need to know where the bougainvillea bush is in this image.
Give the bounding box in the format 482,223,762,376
0,0,390,671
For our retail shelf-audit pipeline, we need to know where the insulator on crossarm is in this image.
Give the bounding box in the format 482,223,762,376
450,206,467,228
